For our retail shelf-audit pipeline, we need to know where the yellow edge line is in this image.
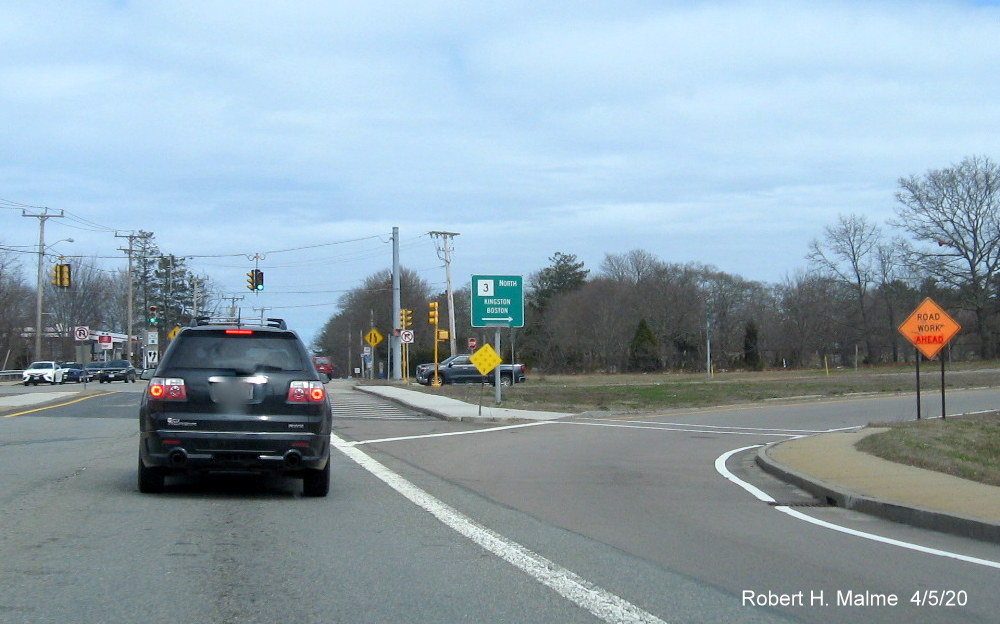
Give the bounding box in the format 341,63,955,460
3,391,116,418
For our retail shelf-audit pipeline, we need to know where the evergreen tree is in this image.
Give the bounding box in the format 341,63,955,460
527,252,589,312
743,320,763,370
628,318,660,372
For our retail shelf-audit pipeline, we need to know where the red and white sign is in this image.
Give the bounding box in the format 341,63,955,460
74,326,90,341
467,337,478,350
98,335,113,350
400,330,415,344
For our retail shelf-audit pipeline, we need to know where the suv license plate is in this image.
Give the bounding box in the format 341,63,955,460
210,381,255,403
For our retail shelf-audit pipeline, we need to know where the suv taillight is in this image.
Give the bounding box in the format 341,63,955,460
148,378,188,401
287,381,326,403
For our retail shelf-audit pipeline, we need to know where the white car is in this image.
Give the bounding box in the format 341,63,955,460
22,361,66,385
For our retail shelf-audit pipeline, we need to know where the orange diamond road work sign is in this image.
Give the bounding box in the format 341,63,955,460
898,298,961,359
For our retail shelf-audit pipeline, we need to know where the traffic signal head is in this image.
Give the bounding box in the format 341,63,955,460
149,305,159,325
428,301,438,325
50,264,71,288
246,270,256,291
254,269,264,291
399,308,413,328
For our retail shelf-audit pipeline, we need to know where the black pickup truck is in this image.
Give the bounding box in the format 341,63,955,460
415,355,527,387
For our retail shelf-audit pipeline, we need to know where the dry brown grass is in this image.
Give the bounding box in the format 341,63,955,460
857,413,1000,486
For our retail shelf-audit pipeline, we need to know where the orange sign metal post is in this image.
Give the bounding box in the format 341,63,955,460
897,298,962,420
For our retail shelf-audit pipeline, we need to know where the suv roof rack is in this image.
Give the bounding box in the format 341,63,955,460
192,316,287,330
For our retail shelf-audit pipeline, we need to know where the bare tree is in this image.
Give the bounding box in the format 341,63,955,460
599,249,662,285
545,278,636,372
807,213,882,361
0,248,32,367
894,155,1000,357
313,267,432,377
873,238,917,362
773,272,847,367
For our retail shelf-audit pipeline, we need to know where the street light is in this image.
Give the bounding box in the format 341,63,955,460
34,237,73,361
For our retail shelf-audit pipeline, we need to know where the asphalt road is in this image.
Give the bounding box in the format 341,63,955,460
2,383,999,623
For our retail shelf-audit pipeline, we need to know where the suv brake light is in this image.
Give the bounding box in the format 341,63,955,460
225,329,254,335
287,381,326,403
148,378,188,401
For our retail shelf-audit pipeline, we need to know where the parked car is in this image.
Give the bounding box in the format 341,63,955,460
138,318,332,496
97,359,137,383
415,355,527,387
84,361,107,379
22,361,66,385
60,362,92,383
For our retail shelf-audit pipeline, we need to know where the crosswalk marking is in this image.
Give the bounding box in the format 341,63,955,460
330,391,428,420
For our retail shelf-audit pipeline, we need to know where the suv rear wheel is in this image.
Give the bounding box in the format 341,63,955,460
138,456,166,493
302,461,330,497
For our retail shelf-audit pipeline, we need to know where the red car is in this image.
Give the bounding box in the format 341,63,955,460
312,356,334,379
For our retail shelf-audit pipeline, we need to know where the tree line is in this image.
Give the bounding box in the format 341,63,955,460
314,155,1000,376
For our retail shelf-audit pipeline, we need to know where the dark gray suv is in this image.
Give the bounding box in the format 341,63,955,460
138,318,332,496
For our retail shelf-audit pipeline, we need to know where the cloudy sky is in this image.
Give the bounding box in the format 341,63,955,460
3,0,999,343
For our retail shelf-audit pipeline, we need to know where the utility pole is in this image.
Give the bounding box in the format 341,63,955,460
429,231,459,356
391,227,402,380
224,296,244,319
22,208,65,361
191,276,203,321
116,231,151,362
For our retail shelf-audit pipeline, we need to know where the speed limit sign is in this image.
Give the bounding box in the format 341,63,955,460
74,326,90,341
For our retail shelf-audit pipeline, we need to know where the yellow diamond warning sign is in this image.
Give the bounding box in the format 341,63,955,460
898,298,961,359
469,343,503,375
364,328,384,348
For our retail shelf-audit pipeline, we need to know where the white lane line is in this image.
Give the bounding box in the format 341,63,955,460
581,417,852,434
341,421,550,446
715,445,779,503
715,446,1000,570
332,434,667,624
557,421,802,437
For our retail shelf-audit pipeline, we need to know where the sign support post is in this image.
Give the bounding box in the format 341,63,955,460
941,356,947,420
897,298,961,420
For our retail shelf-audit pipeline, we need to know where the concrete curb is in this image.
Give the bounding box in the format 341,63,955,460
756,440,1000,544
353,383,571,423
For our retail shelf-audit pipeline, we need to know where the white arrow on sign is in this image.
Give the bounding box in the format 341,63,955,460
482,317,514,323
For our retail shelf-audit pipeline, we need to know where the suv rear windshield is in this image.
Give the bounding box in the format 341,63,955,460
167,332,307,373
